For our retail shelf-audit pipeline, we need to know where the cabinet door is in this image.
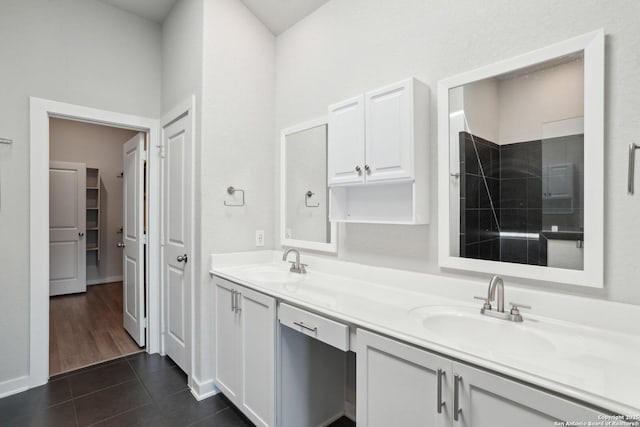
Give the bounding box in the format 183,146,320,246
357,329,452,427
365,78,414,183
214,279,240,402
238,286,276,427
452,362,603,427
328,94,365,186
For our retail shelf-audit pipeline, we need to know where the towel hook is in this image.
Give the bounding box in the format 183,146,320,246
305,190,320,208
224,186,245,207
0,138,13,145
629,143,640,194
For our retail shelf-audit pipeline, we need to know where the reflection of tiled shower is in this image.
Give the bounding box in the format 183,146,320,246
459,131,584,266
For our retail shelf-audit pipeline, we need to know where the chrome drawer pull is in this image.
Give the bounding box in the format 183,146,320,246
293,321,317,332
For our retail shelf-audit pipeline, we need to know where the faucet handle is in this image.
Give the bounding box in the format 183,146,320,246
509,302,532,314
474,296,492,310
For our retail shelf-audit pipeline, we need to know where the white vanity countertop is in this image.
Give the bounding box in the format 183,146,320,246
209,250,640,416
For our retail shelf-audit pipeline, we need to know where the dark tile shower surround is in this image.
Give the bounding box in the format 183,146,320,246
459,132,545,265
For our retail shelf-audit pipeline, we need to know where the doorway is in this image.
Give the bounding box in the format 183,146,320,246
48,118,146,375
29,98,164,389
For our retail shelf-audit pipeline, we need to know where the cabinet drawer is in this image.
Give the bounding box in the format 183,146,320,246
278,303,349,351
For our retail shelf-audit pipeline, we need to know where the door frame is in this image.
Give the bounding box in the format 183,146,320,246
29,97,161,388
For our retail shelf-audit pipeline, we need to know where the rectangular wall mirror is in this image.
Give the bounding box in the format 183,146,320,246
281,117,337,253
437,30,604,287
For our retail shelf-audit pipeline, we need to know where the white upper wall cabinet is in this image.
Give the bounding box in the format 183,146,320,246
365,79,415,183
327,95,366,186
328,77,430,224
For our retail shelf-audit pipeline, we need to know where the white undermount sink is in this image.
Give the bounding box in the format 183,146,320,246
243,265,305,284
408,305,560,358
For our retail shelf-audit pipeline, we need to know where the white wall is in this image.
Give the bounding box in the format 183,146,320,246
0,0,161,389
49,118,139,284
463,79,500,143
198,0,275,386
274,0,640,305
498,59,584,144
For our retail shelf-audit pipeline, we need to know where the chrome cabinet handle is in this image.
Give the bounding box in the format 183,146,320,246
629,143,639,194
230,290,236,312
116,242,125,248
364,164,370,173
355,165,361,174
235,291,241,313
437,369,446,414
454,374,462,421
78,232,84,237
293,321,317,332
177,254,188,263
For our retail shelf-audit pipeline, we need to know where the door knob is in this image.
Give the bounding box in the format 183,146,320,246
177,254,188,263
78,232,84,237
116,242,125,248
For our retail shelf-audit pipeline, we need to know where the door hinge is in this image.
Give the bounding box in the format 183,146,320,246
144,317,148,328
141,150,148,162
143,233,147,244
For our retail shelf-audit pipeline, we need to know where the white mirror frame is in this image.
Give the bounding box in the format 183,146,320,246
280,116,338,253
437,29,604,288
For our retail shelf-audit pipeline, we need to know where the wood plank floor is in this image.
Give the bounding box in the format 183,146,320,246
49,282,143,376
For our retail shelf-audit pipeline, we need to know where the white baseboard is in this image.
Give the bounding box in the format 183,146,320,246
86,275,123,286
0,375,30,399
190,377,220,401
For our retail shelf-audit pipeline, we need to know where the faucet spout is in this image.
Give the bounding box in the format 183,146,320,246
282,248,306,274
488,275,505,313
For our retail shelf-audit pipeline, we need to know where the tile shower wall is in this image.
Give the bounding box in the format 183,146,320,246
460,131,584,266
459,132,501,261
499,140,544,265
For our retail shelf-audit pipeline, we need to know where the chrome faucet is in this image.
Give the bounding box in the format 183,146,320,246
488,275,505,313
282,248,307,274
475,275,531,322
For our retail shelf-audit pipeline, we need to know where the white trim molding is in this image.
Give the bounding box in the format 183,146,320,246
29,97,161,389
280,116,338,253
437,29,605,288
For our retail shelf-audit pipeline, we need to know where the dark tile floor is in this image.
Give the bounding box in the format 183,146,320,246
0,353,356,427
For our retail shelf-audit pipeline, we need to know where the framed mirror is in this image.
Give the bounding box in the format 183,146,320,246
437,30,604,287
280,117,337,253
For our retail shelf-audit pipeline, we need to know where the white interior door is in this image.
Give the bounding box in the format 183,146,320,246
49,161,87,296
122,133,146,347
162,114,192,373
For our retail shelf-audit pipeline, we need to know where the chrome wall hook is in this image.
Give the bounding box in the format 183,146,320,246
224,186,245,207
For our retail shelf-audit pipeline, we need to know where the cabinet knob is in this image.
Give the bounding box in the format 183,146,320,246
364,164,370,172
355,166,361,173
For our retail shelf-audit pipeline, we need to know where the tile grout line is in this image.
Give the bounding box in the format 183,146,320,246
82,356,162,426
124,356,230,425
